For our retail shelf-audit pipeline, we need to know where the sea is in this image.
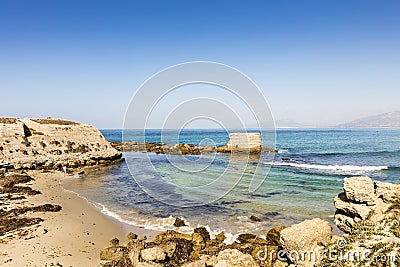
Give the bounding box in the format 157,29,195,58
62,128,400,242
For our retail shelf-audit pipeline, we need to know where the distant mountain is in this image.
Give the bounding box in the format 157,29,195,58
337,111,400,128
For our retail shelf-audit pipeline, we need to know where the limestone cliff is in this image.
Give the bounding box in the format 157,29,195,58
0,118,122,170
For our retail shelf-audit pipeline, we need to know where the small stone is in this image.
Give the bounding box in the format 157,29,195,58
109,237,119,246
249,215,261,222
173,217,186,227
128,232,138,240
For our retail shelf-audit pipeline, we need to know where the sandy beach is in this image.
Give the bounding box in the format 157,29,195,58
0,169,157,266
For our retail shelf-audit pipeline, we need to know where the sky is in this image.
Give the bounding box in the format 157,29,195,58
0,0,399,128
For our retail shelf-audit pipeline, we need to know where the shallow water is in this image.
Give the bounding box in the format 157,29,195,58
62,128,400,240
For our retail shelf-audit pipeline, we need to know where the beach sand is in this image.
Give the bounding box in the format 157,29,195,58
0,170,157,266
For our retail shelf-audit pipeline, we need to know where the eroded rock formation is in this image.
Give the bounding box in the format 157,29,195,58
0,118,122,170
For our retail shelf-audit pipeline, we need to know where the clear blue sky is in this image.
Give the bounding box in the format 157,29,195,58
1,0,399,128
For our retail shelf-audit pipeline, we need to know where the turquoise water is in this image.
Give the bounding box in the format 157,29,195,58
62,129,400,239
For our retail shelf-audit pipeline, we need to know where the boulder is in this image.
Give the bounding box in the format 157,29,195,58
174,217,187,227
280,218,331,263
194,226,210,242
100,246,128,261
152,230,192,244
266,226,287,246
343,176,376,204
333,212,357,233
140,247,166,262
375,181,400,203
216,249,259,267
334,192,374,220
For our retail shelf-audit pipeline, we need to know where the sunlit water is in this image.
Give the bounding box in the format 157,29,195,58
62,128,400,241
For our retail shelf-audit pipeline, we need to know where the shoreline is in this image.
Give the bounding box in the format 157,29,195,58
0,169,158,266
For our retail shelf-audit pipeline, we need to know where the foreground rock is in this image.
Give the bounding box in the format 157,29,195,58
333,176,400,233
280,218,331,266
323,176,400,266
100,225,291,267
0,117,122,170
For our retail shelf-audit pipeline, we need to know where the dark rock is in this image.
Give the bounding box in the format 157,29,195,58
249,215,261,222
237,233,256,244
100,246,128,261
109,238,120,246
128,232,138,241
173,217,186,227
193,227,210,242
266,226,287,246
152,230,192,244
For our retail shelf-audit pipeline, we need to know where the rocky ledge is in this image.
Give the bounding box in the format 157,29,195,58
101,177,400,267
0,118,122,170
110,132,277,155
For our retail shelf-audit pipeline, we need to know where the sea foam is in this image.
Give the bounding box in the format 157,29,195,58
266,162,388,172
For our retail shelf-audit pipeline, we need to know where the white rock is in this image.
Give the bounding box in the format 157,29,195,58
216,249,258,267
375,181,400,202
344,176,376,204
140,247,166,262
280,218,331,264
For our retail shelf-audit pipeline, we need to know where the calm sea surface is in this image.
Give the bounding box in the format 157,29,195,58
62,129,400,241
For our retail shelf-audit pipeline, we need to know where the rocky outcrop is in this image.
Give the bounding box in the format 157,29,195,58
280,218,331,266
111,132,272,155
333,176,399,233
343,176,376,205
0,118,122,170
322,177,400,266
225,133,262,153
100,225,294,267
375,181,400,202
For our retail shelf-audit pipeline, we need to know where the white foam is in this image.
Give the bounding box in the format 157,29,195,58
277,149,289,154
266,162,388,172
92,201,239,244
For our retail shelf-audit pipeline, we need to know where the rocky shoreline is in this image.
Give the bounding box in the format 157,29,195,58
100,176,400,267
0,118,122,171
110,141,277,155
